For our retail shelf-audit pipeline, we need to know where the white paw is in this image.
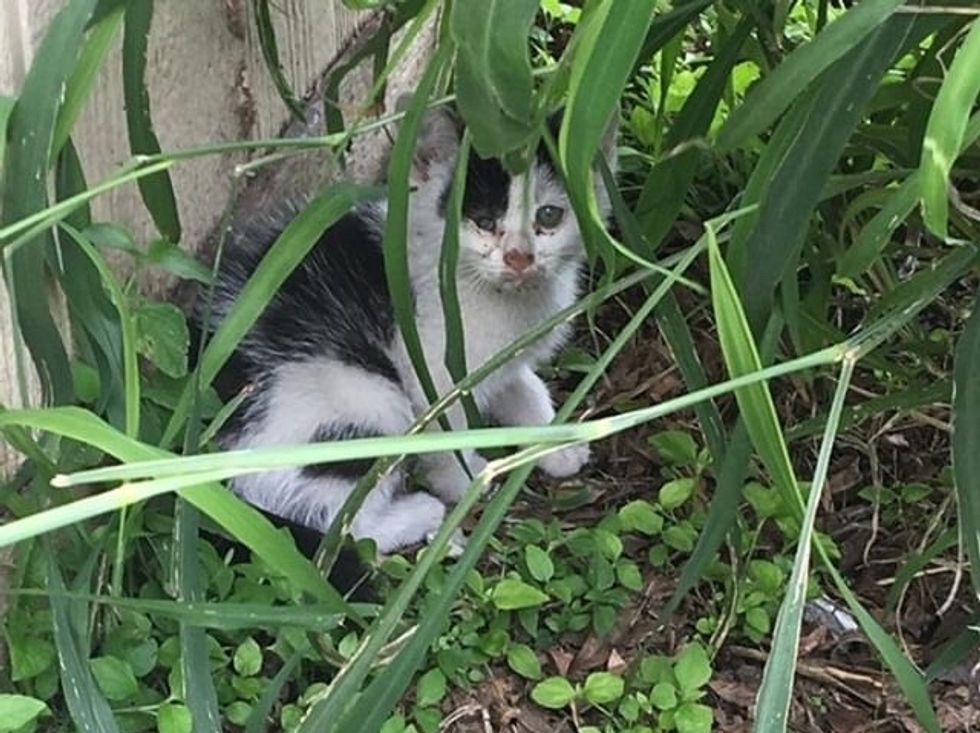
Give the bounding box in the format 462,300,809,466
424,452,487,504
426,526,468,558
537,442,590,478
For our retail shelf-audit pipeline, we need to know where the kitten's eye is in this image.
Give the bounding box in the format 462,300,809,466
474,216,496,232
535,205,564,229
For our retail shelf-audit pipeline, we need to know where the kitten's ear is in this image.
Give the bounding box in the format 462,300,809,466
396,95,461,182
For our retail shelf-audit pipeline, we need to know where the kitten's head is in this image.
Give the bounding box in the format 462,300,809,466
409,107,617,292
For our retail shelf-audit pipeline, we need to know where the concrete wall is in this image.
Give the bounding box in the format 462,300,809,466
0,0,435,466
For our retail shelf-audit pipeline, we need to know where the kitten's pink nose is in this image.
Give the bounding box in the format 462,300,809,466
503,249,534,274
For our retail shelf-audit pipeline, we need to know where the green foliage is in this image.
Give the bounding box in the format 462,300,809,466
2,1,979,732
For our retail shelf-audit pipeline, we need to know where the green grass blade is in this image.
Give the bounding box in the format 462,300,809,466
450,0,539,158
754,359,854,733
0,95,14,172
161,183,379,445
253,0,306,120
952,294,980,596
244,645,307,733
717,0,903,150
560,0,653,262
637,17,753,250
735,14,921,331
59,224,139,437
175,501,222,733
919,18,980,238
382,47,451,410
52,6,124,157
707,224,801,515
122,0,181,241
46,551,121,733
0,407,350,611
1,0,99,404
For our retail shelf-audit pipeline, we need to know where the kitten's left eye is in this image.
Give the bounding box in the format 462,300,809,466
535,205,564,229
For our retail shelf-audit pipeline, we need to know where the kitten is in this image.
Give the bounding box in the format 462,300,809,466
204,107,615,554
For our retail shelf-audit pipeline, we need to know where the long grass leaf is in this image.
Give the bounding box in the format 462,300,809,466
717,0,903,150
59,224,139,437
0,95,14,172
46,551,121,733
754,359,854,732
919,18,980,237
736,14,921,331
952,296,980,596
122,0,181,241
253,0,306,120
52,7,124,157
1,0,99,404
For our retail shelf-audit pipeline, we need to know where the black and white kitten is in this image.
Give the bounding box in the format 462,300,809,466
205,107,615,554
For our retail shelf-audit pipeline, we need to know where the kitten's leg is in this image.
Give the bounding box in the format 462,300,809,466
415,396,488,504
350,486,446,554
230,358,449,552
486,365,589,478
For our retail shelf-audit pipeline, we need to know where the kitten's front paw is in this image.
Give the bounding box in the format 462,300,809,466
538,442,590,478
426,526,468,558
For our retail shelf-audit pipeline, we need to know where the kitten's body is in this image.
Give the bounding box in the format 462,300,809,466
206,109,612,553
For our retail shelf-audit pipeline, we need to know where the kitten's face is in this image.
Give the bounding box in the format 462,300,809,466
453,153,582,292
409,106,616,293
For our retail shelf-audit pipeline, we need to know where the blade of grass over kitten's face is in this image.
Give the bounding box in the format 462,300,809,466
919,18,980,238
161,183,380,446
451,0,539,160
0,96,13,171
382,46,452,417
1,0,100,404
717,0,903,151
122,0,181,242
754,359,854,733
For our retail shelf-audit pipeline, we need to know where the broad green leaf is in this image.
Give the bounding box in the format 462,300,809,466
919,18,980,237
135,301,189,378
506,644,542,680
953,300,980,597
233,638,263,677
90,656,140,701
648,430,698,466
491,579,549,610
416,669,446,707
618,499,663,536
718,0,903,149
157,703,193,733
650,682,678,711
0,695,48,732
674,702,713,733
122,0,181,241
582,672,624,705
524,546,555,583
7,633,56,681
530,677,576,709
451,0,539,158
658,478,695,510
674,643,712,693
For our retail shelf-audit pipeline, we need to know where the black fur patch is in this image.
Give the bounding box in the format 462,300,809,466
302,422,383,480
210,207,401,385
